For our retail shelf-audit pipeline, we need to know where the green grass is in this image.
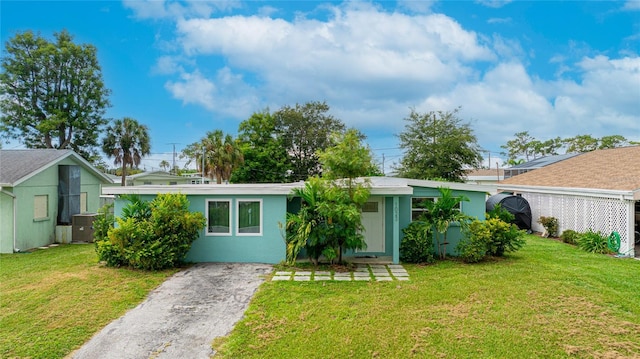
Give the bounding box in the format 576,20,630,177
0,244,178,359
214,235,640,358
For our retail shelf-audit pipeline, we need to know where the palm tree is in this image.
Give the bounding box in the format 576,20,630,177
159,160,170,172
202,130,244,184
102,117,151,186
424,187,471,259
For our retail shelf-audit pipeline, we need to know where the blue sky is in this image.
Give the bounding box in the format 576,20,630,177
2,0,639,172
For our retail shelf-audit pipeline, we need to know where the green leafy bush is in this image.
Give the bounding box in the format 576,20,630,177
457,220,490,263
560,229,580,245
458,218,526,263
487,203,515,224
537,216,559,237
400,220,435,264
95,193,206,270
93,203,114,242
577,229,611,254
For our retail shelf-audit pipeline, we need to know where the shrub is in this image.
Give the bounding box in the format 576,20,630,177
577,229,612,254
95,193,206,270
400,220,435,264
93,203,114,242
457,220,490,263
458,218,526,263
560,229,580,245
537,216,558,237
487,203,515,224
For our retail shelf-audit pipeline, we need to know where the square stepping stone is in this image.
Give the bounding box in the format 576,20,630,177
388,264,404,269
373,273,391,278
354,276,372,281
369,264,387,269
353,272,370,277
333,272,351,278
275,271,292,276
375,276,393,281
314,271,331,276
294,271,312,276
372,269,390,275
272,276,291,281
355,267,370,272
294,276,311,281
391,272,409,277
314,276,331,281
333,276,352,281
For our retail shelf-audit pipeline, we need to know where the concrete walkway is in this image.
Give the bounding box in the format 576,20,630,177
272,264,409,281
69,263,272,359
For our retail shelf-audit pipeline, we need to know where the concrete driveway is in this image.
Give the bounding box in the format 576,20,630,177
69,263,272,359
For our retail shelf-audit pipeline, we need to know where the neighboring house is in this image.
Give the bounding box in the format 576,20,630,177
498,146,640,257
465,168,505,185
124,171,209,186
102,177,494,264
0,149,113,253
504,153,579,179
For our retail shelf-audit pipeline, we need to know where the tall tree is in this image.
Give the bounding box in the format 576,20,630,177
102,118,151,186
0,30,111,162
201,130,244,184
395,108,483,182
598,135,628,149
273,101,345,181
317,129,379,183
564,134,599,153
231,110,291,183
500,131,537,162
159,160,170,172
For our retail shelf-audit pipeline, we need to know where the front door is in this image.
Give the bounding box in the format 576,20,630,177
360,197,385,252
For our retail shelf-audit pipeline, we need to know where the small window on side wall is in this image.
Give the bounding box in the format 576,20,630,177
34,195,48,220
206,199,231,235
237,199,262,235
80,192,88,213
411,197,435,221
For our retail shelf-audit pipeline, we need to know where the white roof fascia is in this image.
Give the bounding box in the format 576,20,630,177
498,184,636,201
370,187,414,195
12,151,113,186
102,184,303,196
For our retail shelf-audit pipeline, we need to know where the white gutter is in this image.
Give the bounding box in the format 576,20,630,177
497,184,636,201
1,188,18,253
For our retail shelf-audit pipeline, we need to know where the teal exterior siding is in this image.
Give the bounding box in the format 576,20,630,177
113,194,287,264
104,178,493,264
186,194,286,263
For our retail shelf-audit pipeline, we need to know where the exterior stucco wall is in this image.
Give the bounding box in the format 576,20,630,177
0,191,14,253
407,187,488,257
7,157,105,252
113,193,287,264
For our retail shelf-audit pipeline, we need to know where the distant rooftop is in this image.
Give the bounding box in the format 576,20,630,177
504,153,580,179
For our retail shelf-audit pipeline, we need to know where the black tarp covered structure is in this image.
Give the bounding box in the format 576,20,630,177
486,193,532,231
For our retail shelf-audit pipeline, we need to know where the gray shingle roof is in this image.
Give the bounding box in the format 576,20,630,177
0,149,75,185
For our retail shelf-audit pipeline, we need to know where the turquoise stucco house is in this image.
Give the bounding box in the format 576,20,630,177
0,149,113,253
102,177,494,264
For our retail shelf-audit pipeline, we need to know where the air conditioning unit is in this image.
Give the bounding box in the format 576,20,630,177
72,214,97,243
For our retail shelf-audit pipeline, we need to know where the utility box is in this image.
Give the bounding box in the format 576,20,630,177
72,214,97,242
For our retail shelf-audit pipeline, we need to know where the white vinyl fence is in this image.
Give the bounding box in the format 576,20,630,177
517,191,635,257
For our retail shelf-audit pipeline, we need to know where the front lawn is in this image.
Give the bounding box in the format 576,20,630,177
0,244,177,359
214,235,640,358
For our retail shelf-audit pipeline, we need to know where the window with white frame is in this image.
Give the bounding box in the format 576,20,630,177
237,199,262,235
34,195,48,220
411,197,435,221
80,192,88,213
206,199,231,235
411,196,463,221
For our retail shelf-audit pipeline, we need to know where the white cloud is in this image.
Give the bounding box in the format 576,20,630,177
622,1,640,11
487,17,511,24
475,0,512,9
149,2,639,152
123,0,241,20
